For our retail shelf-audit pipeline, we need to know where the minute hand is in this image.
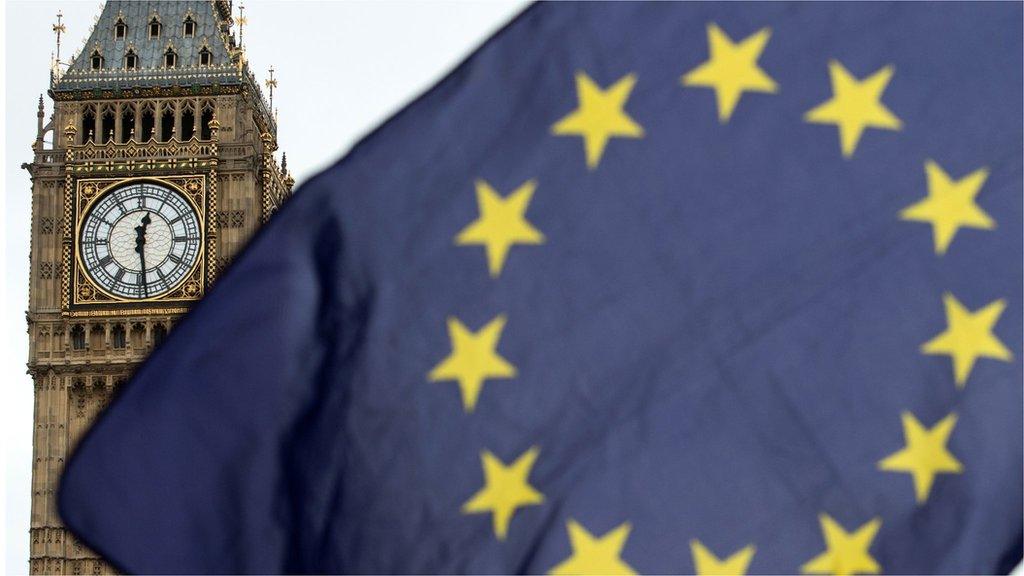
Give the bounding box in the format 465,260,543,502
134,213,151,298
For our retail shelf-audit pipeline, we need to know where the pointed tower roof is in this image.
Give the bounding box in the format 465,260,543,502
53,1,240,92
52,1,276,134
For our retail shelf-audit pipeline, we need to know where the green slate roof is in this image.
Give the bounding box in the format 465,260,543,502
53,1,242,92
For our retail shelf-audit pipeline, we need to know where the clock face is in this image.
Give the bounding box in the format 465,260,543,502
79,182,202,299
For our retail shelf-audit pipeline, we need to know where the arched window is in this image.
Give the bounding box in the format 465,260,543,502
159,104,174,141
90,50,104,70
130,323,145,349
71,325,86,350
124,49,138,70
149,17,162,38
81,106,96,143
183,16,196,37
111,324,126,349
114,18,127,40
100,106,115,143
120,104,135,143
140,103,156,142
199,47,212,66
200,101,215,140
164,47,178,68
181,104,196,141
153,324,168,347
90,325,105,350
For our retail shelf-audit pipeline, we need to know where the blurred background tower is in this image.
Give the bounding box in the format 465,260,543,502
22,2,292,573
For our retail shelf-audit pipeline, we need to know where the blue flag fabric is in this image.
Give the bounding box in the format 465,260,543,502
60,3,1022,574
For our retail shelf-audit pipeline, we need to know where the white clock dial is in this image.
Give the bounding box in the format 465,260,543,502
79,182,202,299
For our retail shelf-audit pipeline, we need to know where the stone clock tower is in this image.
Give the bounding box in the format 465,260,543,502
23,2,292,573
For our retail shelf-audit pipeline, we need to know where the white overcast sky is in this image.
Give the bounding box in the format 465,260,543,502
1,2,526,572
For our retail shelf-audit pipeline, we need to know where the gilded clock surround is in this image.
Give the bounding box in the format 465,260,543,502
71,175,208,310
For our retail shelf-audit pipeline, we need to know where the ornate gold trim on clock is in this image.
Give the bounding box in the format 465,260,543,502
69,175,208,308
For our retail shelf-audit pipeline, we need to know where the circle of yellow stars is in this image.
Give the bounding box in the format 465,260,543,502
422,20,1013,575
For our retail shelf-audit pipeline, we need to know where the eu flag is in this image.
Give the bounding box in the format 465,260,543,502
60,3,1022,574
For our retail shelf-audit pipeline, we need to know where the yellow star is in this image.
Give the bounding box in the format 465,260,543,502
549,519,636,575
551,72,644,169
461,446,544,540
804,61,902,157
455,179,545,278
922,293,1012,387
900,161,994,255
879,412,962,503
427,315,516,412
801,514,882,576
682,23,778,122
690,539,756,575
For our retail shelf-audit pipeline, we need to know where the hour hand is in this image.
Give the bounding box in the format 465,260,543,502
137,252,147,297
134,213,150,254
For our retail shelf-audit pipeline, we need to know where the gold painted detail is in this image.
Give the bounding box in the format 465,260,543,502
77,284,95,301
52,83,243,101
68,159,217,174
66,306,191,318
70,138,215,162
70,176,207,308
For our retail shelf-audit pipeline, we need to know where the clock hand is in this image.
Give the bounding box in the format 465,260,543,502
135,212,151,298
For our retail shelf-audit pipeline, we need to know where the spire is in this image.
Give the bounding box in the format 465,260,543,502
52,10,66,79
34,95,46,149
237,2,247,51
265,65,277,111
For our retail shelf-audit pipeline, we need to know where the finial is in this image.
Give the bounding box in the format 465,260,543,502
52,11,67,72
265,66,277,110
237,2,247,50
129,127,135,141
260,131,276,152
36,96,46,148
64,123,77,144
208,114,221,142
281,152,287,172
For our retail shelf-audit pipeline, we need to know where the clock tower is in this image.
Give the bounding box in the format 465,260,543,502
23,2,292,573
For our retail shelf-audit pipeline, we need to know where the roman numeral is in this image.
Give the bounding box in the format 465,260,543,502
174,235,198,242
168,254,182,264
114,268,125,281
98,255,113,267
